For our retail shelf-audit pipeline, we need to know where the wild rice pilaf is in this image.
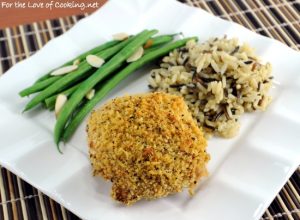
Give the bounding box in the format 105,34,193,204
148,37,273,138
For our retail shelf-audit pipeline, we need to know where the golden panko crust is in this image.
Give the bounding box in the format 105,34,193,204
87,92,210,205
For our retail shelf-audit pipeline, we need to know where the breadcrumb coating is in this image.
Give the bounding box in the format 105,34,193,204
87,92,210,205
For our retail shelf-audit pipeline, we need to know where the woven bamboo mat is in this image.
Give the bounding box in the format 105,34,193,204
0,0,299,219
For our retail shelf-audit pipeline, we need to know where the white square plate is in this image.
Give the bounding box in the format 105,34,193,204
0,0,300,219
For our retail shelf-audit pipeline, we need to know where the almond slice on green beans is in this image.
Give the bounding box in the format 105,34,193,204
86,55,105,68
50,65,78,76
85,89,95,100
112,32,129,41
126,47,144,63
55,94,67,118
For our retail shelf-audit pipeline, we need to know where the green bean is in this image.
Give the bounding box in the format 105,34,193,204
45,35,174,110
44,83,81,110
20,34,174,98
47,36,174,111
22,34,171,101
144,45,164,54
150,34,176,47
23,36,135,112
34,35,169,85
54,29,157,146
19,76,60,97
20,40,127,97
61,37,197,142
33,40,120,84
143,34,178,54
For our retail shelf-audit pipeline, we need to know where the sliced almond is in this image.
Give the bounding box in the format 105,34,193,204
126,47,144,63
85,89,95,100
112,32,129,41
50,65,78,76
73,59,80,65
86,55,105,68
55,94,67,118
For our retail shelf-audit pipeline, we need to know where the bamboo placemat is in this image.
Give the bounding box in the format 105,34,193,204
0,0,299,219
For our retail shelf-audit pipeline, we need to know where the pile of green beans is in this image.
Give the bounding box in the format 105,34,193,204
19,29,197,151
19,40,120,97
